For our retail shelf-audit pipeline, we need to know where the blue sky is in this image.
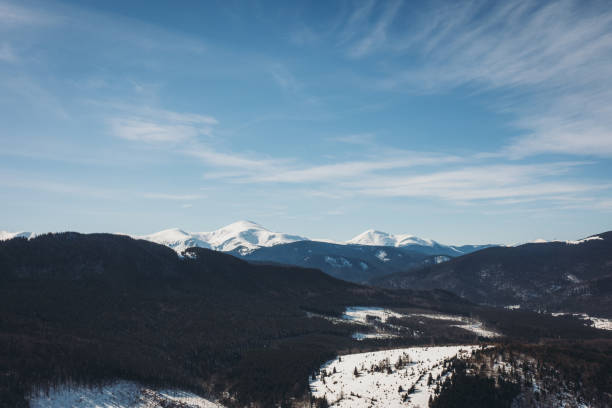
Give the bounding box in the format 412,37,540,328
1,0,611,244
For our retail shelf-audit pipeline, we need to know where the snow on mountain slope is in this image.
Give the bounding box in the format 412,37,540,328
0,230,36,241
347,230,499,256
138,228,212,253
525,235,604,246
138,221,307,254
348,230,436,248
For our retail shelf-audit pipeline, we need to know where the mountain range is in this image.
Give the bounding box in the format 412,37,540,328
1,221,495,282
134,221,496,257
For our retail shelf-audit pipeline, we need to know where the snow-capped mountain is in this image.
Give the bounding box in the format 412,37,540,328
348,230,438,248
137,220,308,254
137,228,212,253
0,231,36,241
347,229,494,256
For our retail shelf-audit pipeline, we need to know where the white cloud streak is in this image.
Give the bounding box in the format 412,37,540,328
347,162,607,202
109,106,218,143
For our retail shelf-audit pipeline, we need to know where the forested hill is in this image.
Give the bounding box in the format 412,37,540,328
370,231,612,317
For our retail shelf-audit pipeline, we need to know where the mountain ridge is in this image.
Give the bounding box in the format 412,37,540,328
370,230,612,318
2,221,497,256
134,221,498,257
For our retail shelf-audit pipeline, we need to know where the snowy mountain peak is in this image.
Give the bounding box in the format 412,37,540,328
0,231,36,241
137,221,307,254
348,230,436,248
145,228,191,240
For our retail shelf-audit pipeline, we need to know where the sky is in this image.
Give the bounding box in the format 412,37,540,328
1,0,611,244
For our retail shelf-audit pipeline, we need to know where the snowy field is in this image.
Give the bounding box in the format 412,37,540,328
339,307,501,339
342,306,403,323
551,312,612,331
310,345,479,408
403,312,501,338
30,381,225,408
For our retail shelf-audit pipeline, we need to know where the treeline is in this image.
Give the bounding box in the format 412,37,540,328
429,340,612,408
429,361,520,408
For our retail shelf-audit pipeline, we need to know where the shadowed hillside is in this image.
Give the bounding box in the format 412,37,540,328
371,232,612,317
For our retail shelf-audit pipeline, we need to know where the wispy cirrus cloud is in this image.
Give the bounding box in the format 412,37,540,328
110,118,203,143
108,106,218,143
330,0,612,158
344,0,403,58
347,162,607,202
0,171,205,203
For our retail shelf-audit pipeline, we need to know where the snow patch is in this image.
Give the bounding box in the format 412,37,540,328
565,274,580,283
375,250,390,262
352,332,398,341
402,312,501,338
29,381,225,408
342,307,403,324
552,312,612,331
565,235,603,245
530,236,603,245
433,255,450,264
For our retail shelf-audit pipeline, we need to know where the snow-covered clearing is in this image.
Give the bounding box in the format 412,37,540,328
395,311,501,338
352,332,398,340
451,321,501,338
341,307,501,339
342,307,403,323
588,316,612,330
29,381,225,408
552,312,612,331
308,307,501,341
310,345,479,408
